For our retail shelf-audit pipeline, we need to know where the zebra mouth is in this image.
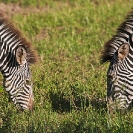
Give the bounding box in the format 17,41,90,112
28,95,34,111
15,96,34,111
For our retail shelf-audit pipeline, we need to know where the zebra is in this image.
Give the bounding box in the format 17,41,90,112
0,12,38,111
101,9,133,111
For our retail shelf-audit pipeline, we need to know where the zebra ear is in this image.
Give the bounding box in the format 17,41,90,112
118,43,129,61
16,46,27,66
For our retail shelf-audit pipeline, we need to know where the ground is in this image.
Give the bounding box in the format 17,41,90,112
0,0,133,133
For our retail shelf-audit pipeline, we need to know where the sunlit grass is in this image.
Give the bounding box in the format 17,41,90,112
0,0,133,133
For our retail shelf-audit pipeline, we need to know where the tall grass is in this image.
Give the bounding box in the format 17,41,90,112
0,0,133,132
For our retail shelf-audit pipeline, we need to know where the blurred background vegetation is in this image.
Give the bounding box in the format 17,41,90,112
0,0,133,133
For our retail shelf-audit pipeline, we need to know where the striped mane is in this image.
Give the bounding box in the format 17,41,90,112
0,12,38,64
101,8,133,64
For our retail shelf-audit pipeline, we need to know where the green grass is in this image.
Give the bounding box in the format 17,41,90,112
0,0,133,132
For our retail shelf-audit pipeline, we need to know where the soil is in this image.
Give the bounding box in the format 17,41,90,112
0,3,50,16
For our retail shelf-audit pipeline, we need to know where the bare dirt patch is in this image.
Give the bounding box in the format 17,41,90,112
0,3,50,16
0,1,72,16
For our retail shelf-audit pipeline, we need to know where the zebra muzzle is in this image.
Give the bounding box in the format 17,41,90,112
28,95,34,111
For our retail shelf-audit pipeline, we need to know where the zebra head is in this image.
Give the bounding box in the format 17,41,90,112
0,12,38,111
2,46,34,111
107,43,131,111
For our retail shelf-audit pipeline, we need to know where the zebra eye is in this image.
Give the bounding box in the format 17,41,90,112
107,73,114,80
25,80,31,85
108,74,113,80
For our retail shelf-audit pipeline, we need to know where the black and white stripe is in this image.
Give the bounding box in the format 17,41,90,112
0,13,36,111
101,9,133,110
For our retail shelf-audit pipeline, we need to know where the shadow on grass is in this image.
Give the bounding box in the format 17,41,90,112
49,91,107,113
49,92,71,112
